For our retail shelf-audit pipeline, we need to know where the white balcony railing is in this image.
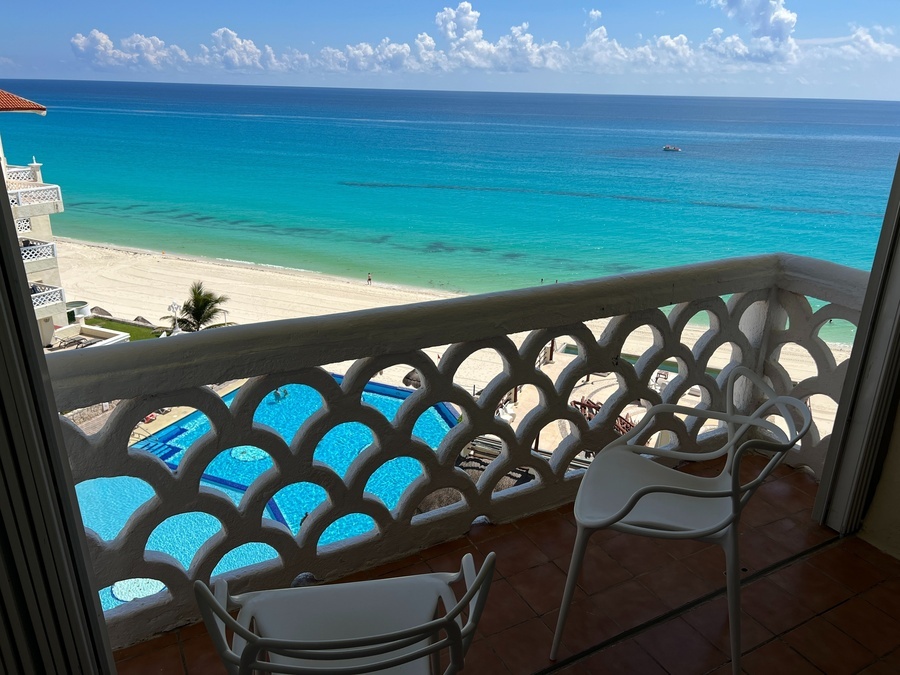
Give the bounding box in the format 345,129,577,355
46,254,866,648
5,165,37,182
15,217,32,233
8,183,62,207
20,240,56,263
30,283,65,309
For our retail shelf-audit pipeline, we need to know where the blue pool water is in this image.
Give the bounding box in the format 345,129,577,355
75,380,455,610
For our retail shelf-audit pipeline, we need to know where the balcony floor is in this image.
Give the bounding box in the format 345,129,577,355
113,455,900,674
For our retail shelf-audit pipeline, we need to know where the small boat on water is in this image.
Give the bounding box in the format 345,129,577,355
663,144,681,152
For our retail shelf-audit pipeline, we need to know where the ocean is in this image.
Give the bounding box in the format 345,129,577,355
2,79,898,305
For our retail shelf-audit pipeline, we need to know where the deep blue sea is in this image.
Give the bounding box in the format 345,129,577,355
2,80,898,299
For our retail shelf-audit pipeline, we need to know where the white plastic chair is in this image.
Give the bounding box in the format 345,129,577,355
195,551,495,675
550,366,811,674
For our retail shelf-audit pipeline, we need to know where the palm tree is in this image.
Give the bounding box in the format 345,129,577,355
161,281,231,332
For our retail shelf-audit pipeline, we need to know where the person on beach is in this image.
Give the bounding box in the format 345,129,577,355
367,272,372,285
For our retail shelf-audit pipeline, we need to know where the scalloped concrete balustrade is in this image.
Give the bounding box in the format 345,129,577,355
46,253,866,648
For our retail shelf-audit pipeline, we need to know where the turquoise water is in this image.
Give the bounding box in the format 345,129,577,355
75,381,454,610
1,80,896,299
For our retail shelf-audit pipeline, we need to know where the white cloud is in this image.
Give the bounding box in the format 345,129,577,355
67,2,899,86
703,0,799,62
701,28,750,60
71,29,189,69
196,28,265,70
706,0,796,42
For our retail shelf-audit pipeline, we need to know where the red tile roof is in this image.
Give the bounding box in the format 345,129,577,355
0,89,46,115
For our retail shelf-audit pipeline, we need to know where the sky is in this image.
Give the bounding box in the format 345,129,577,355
1,0,899,99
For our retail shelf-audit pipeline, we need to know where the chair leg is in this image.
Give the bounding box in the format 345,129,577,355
550,525,591,661
723,525,742,675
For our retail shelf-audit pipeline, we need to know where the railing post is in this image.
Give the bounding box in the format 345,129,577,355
28,160,43,183
728,285,785,414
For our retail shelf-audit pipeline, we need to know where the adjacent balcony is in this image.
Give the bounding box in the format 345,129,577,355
47,253,870,660
7,180,64,218
30,281,66,318
20,237,56,264
5,164,38,182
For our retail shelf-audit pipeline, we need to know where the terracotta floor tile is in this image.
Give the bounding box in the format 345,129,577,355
767,560,854,613
424,543,487,574
859,659,900,675
116,644,185,675
636,558,720,609
520,513,578,561
591,579,670,632
883,646,900,670
807,544,888,593
784,616,877,674
740,495,786,528
477,578,537,636
742,639,822,675
824,596,900,656
575,638,668,674
756,477,816,514
736,453,769,481
553,659,597,674
680,542,729,585
553,543,632,596
363,553,425,579
467,519,519,544
515,509,560,528
113,632,179,662
487,617,560,675
843,538,900,578
778,468,820,497
682,596,774,655
181,633,226,674
634,617,728,675
741,578,817,635
736,529,794,574
459,638,509,673
176,620,210,641
600,533,675,576
654,537,712,560
485,530,550,577
767,461,797,481
758,514,837,554
507,561,583,616
420,535,469,560
541,597,621,655
862,578,900,622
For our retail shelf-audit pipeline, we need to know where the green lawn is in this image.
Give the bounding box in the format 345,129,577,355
85,317,158,341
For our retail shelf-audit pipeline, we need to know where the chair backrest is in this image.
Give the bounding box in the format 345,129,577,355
608,365,811,509
194,551,495,675
718,366,812,506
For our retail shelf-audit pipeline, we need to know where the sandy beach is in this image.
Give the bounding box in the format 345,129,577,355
56,238,460,325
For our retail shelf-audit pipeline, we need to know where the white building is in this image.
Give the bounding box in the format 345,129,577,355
1,88,68,346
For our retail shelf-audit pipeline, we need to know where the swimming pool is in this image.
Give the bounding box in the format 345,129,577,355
75,378,456,610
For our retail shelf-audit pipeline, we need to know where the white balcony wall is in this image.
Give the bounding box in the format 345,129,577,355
46,254,866,648
8,182,63,219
